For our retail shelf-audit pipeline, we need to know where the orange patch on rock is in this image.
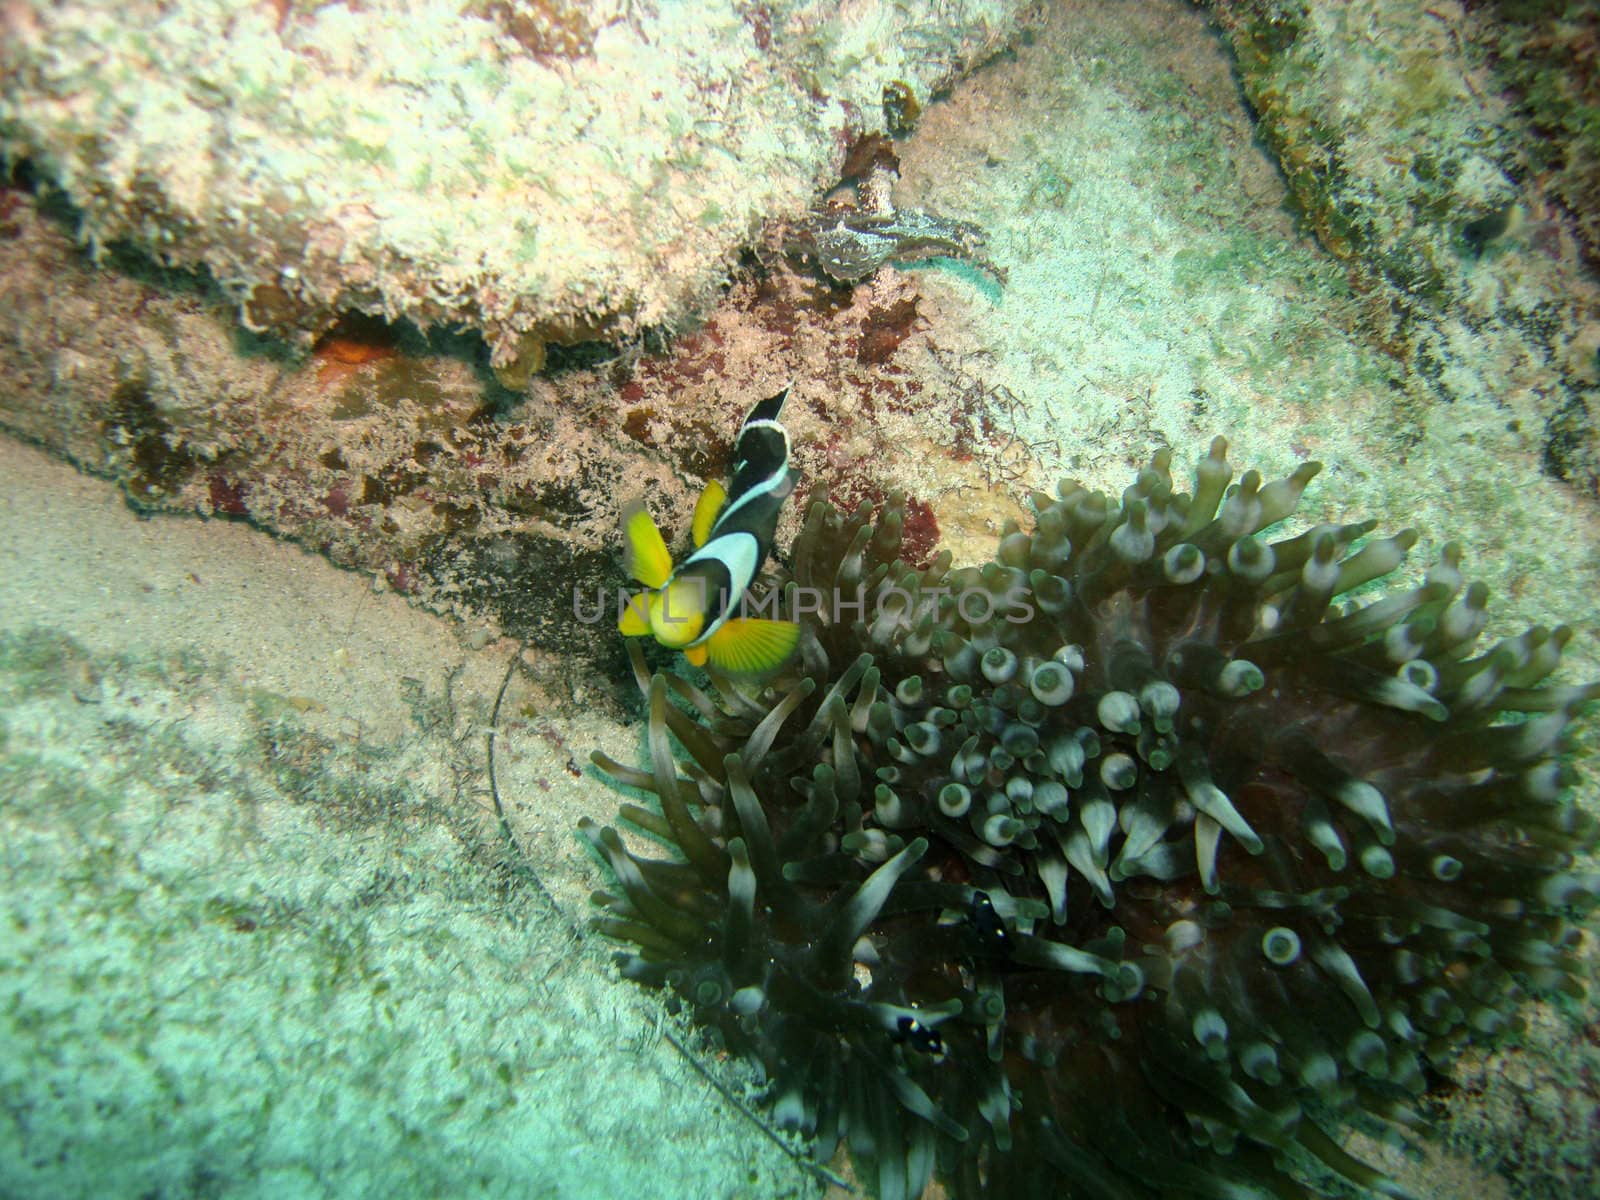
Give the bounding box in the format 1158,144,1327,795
312,319,401,387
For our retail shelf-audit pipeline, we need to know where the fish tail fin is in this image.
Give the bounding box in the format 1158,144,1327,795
744,386,791,428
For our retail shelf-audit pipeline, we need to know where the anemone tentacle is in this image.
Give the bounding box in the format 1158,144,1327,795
585,440,1597,1200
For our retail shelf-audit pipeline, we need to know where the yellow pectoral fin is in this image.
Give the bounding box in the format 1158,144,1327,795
683,643,709,667
704,618,800,678
620,500,674,588
691,480,728,549
618,591,652,636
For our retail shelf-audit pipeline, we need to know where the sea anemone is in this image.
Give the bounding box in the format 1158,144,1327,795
581,438,1598,1199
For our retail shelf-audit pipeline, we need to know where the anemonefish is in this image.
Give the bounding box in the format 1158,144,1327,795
616,389,802,676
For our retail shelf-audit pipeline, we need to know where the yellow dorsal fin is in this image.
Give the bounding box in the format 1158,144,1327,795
691,480,728,549
619,500,674,588
617,591,652,636
703,618,800,678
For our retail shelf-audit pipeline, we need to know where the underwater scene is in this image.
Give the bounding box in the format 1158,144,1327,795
3,2,1600,1198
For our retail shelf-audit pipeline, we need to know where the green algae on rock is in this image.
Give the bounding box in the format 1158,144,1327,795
583,438,1598,1199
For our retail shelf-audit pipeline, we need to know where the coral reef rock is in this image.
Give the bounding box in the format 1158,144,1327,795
0,0,1023,370
1207,0,1600,495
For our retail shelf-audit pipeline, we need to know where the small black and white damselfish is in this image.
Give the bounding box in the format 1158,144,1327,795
616,389,801,676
